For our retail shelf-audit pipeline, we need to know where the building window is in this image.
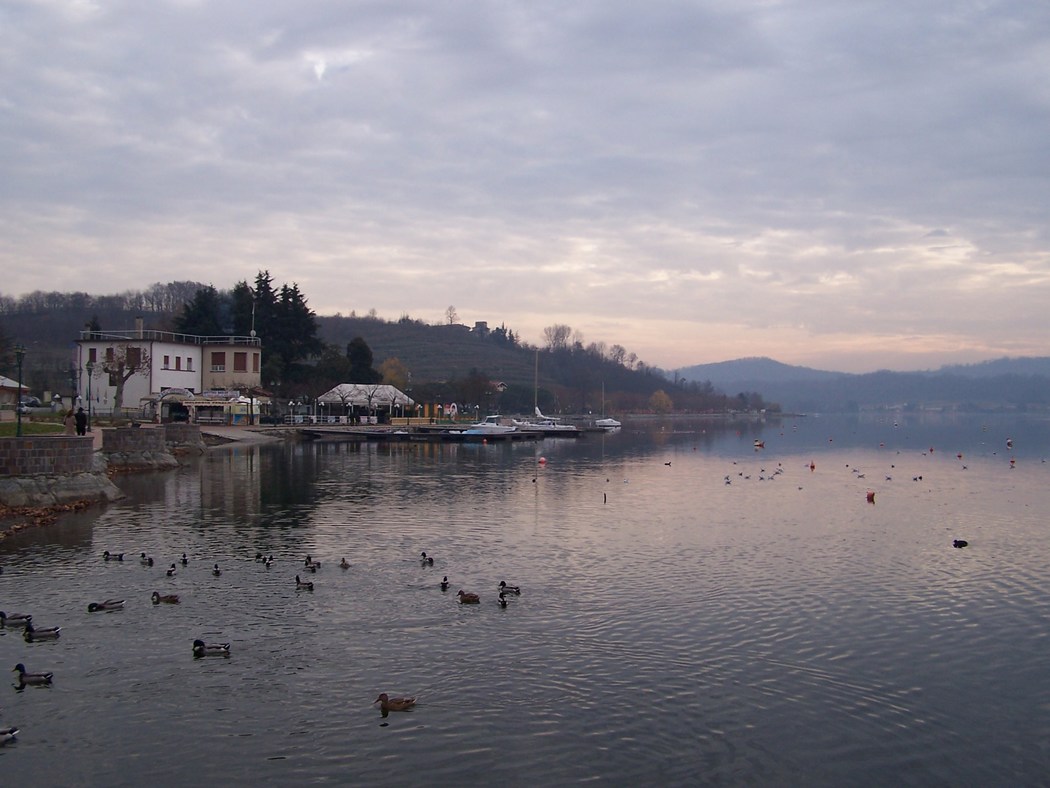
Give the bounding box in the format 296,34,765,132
175,357,182,371
127,347,142,367
211,351,226,372
234,352,247,373
187,357,193,371
105,347,114,362
88,348,97,363
253,352,260,373
163,355,170,369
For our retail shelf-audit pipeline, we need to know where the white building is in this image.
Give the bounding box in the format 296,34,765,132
76,318,262,419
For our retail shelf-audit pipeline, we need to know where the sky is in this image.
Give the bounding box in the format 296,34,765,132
2,1,1048,374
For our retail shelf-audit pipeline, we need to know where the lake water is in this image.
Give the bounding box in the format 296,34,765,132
1,413,1049,786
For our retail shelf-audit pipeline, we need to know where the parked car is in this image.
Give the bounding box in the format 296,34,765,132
19,396,42,408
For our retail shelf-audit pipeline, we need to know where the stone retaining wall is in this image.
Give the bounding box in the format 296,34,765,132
0,436,94,476
163,423,206,453
102,426,179,472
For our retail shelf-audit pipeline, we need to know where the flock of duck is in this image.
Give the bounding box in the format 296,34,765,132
0,546,524,743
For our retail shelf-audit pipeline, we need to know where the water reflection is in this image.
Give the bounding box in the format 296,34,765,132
0,414,1047,785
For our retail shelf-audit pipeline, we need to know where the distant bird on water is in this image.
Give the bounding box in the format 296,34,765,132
166,563,177,577
23,622,61,642
420,552,434,566
457,590,480,604
0,611,32,628
295,575,314,591
440,576,449,591
103,551,124,562
953,540,969,549
498,581,521,595
212,564,222,577
151,591,180,604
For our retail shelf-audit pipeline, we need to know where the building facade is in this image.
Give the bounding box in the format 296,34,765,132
76,318,262,419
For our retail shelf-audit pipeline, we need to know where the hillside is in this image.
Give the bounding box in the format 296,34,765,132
678,356,1050,412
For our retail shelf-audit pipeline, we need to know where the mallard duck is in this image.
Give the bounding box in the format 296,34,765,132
497,593,509,608
212,564,222,577
295,575,314,591
264,555,273,568
0,726,18,745
192,639,230,657
255,552,265,562
420,551,434,566
498,581,521,595
12,663,53,685
0,611,32,628
374,693,416,712
102,551,124,561
23,622,61,642
339,557,351,569
440,576,449,591
305,555,321,570
457,590,480,604
166,563,177,577
953,539,969,548
151,591,180,604
87,599,125,612
139,552,151,565
180,553,189,566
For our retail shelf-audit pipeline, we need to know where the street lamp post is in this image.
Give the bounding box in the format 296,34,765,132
69,364,78,411
14,345,26,438
85,360,95,432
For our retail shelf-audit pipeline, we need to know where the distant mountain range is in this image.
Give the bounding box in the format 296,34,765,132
677,356,1050,412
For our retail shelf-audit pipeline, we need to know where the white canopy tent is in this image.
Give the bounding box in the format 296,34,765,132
316,384,414,412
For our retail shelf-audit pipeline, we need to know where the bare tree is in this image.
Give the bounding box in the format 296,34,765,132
543,324,572,350
99,343,151,413
445,305,459,325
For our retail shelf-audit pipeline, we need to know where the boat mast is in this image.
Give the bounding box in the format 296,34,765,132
533,349,539,413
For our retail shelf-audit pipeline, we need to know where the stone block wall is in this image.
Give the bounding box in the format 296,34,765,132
0,436,94,477
163,423,204,451
102,426,166,454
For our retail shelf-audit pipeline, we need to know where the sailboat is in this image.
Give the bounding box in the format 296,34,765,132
595,381,621,430
512,351,580,436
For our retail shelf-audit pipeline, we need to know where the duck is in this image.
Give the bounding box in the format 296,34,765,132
457,590,480,604
264,555,273,568
498,581,521,595
295,575,314,591
180,553,189,566
420,551,434,566
374,693,416,712
139,553,154,566
12,663,53,686
87,599,125,612
953,539,969,548
192,639,230,658
440,576,450,591
212,563,222,577
151,591,180,604
305,555,321,570
23,622,61,642
0,726,18,745
339,557,351,569
255,552,265,562
166,563,177,577
498,593,509,609
0,611,32,628
102,550,124,561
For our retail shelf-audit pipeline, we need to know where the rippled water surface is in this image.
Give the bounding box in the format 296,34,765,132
2,414,1049,786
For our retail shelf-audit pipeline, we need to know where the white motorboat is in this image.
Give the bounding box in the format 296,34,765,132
463,415,517,434
595,417,621,430
513,407,580,435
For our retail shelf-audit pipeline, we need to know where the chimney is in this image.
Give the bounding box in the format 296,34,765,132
136,316,144,338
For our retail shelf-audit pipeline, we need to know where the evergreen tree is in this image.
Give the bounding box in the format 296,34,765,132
173,286,226,336
346,337,381,383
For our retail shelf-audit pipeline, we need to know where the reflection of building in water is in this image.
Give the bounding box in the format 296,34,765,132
200,446,262,519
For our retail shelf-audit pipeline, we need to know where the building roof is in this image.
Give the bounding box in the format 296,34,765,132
0,375,26,391
317,384,414,408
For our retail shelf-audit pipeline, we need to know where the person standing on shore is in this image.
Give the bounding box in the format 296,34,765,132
75,407,87,436
64,409,76,435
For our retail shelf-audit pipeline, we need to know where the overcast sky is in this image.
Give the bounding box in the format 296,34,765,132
2,1,1047,373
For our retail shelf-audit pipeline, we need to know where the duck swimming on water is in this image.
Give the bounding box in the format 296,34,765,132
23,622,61,642
295,575,314,591
192,639,230,657
12,663,53,686
457,590,480,604
374,693,416,712
151,591,180,604
87,599,125,612
0,612,32,628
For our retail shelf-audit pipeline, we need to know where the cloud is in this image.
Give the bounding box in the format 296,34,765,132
1,1,1048,372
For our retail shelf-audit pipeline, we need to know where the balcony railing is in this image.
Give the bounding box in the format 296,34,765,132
79,329,261,347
